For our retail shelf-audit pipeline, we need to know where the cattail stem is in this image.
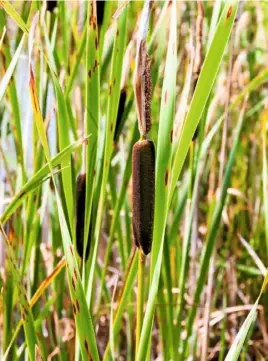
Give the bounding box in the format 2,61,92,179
135,251,145,358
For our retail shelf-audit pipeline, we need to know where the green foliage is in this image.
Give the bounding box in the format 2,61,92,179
1,1,268,361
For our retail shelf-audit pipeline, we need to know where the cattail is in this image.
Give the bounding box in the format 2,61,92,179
114,88,127,144
46,0,57,12
132,139,155,255
76,173,90,260
133,2,154,352
132,2,154,256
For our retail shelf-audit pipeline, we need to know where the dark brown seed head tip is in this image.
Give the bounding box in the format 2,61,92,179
76,173,90,260
46,0,57,12
144,52,152,134
96,0,105,29
132,140,155,255
114,88,127,143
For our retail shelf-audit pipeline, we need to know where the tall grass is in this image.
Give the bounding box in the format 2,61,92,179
1,1,268,361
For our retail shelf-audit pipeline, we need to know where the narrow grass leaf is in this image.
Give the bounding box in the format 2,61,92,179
238,234,267,277
170,1,238,198
224,272,268,361
0,224,40,361
0,34,25,102
172,32,194,157
0,25,6,48
42,23,74,231
0,20,25,176
65,27,86,97
0,0,29,34
109,275,119,360
232,68,268,107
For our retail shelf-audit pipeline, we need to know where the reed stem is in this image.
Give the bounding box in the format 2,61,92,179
136,251,146,358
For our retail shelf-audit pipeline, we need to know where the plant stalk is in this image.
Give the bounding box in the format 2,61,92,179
136,251,146,358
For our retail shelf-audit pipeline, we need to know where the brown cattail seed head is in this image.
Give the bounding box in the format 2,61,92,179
76,173,90,260
132,139,155,255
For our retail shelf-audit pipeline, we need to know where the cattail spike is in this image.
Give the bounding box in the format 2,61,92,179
132,139,155,255
76,173,90,260
132,1,154,256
